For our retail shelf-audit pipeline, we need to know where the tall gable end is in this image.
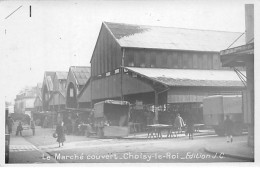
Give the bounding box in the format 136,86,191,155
91,23,123,77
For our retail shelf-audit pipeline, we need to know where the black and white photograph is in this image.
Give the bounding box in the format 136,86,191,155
1,0,257,165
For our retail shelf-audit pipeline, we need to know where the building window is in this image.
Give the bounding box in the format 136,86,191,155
106,72,111,76
70,88,74,97
115,69,120,74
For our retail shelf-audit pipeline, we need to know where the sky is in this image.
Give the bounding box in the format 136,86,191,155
0,0,253,102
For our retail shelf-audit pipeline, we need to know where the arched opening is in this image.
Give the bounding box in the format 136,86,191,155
66,82,77,108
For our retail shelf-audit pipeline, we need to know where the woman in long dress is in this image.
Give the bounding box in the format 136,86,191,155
56,121,66,147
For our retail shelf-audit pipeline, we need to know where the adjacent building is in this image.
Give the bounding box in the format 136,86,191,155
66,66,91,109
42,71,56,111
49,71,68,111
34,83,43,112
14,86,37,117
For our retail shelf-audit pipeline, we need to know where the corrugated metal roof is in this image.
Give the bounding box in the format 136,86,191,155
104,22,245,52
56,71,68,80
125,67,245,87
70,66,91,86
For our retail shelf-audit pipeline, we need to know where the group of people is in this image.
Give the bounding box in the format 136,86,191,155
174,113,235,142
6,116,36,136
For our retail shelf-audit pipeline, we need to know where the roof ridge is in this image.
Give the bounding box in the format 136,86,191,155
70,66,90,68
103,21,243,34
56,71,68,73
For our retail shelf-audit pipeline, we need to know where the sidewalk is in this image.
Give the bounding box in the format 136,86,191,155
8,134,58,163
204,136,254,161
124,129,216,139
21,126,95,147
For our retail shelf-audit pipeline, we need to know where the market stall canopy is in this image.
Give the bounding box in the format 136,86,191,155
124,67,245,87
220,43,254,67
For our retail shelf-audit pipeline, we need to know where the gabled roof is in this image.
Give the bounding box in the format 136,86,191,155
34,95,42,107
44,71,56,91
55,71,68,80
77,77,91,99
125,67,245,87
70,66,91,86
103,22,245,52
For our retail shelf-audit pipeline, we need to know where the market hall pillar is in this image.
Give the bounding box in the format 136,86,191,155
246,59,254,147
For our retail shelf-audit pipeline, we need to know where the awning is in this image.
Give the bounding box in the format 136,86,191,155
124,67,245,87
220,43,254,67
63,107,92,113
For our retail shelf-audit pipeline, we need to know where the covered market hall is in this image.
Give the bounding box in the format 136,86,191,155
78,22,246,131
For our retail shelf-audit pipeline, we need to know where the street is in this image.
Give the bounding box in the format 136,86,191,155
7,126,250,164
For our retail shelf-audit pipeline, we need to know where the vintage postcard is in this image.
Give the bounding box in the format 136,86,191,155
1,0,257,166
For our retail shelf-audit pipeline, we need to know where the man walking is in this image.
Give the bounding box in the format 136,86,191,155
16,122,23,136
223,115,234,143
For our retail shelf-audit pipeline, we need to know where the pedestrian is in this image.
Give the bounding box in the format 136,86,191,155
7,116,14,134
56,121,66,147
223,115,234,143
16,122,23,136
186,114,194,140
31,120,35,136
174,113,185,134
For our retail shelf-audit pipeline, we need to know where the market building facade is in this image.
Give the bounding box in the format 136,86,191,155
78,22,246,126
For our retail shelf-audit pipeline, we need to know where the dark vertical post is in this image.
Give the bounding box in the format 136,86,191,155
121,48,125,101
29,5,31,17
121,67,124,101
90,77,93,108
154,91,158,124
